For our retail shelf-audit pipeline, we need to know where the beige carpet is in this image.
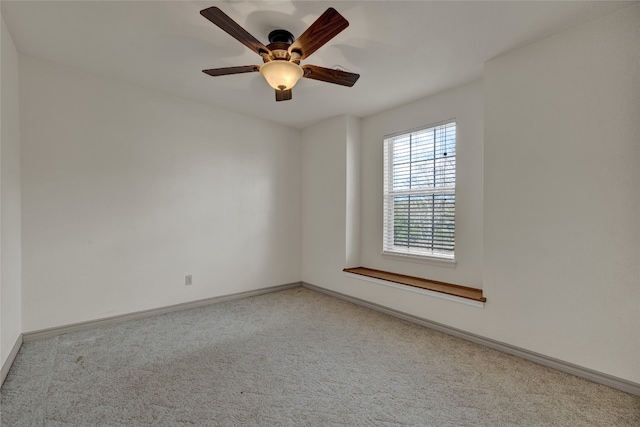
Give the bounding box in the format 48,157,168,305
2,287,639,426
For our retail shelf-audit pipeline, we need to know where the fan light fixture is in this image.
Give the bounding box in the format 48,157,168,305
200,7,359,101
259,61,303,90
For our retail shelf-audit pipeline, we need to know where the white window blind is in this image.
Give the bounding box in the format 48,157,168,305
383,120,456,259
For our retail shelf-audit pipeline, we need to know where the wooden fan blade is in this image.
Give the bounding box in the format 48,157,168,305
202,66,260,77
289,8,349,60
200,7,270,56
302,65,359,87
275,89,293,102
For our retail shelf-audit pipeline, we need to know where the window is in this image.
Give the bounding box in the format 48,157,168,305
383,120,456,260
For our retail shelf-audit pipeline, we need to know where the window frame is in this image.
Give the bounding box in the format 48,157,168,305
382,119,457,262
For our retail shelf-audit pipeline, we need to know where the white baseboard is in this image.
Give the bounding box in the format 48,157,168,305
302,282,640,397
1,334,23,386
23,282,301,342
14,280,640,397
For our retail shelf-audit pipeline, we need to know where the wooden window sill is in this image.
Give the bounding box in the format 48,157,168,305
343,267,486,304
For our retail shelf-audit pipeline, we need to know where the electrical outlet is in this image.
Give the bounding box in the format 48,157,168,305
185,275,192,286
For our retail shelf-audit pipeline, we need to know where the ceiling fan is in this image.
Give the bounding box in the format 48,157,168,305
200,6,360,102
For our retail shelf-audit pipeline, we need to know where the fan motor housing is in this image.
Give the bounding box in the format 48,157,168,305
268,29,295,44
265,30,295,61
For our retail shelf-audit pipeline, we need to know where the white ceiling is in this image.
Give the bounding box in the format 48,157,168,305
2,1,635,129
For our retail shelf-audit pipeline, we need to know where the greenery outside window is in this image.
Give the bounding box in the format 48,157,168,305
383,120,456,260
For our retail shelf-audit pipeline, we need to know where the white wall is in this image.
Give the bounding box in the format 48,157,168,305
301,79,484,295
302,5,640,383
7,1,639,385
484,4,639,381
302,115,349,285
301,114,362,283
345,116,361,268
20,55,302,332
1,14,22,369
301,79,488,364
361,79,484,288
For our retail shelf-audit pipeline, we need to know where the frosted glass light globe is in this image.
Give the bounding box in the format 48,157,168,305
259,61,303,90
